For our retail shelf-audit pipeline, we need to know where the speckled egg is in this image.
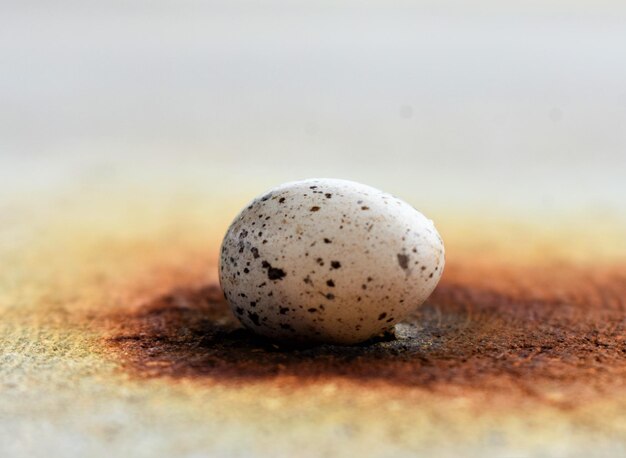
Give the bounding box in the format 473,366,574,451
219,178,445,345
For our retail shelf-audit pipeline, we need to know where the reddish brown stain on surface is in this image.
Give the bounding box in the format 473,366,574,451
104,261,626,407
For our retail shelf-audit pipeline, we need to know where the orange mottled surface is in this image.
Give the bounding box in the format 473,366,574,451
1,191,626,457
104,260,626,408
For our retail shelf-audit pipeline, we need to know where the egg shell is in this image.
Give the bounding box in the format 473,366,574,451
219,178,445,345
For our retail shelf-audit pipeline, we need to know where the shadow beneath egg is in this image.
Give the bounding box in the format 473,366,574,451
105,284,471,382
103,273,626,393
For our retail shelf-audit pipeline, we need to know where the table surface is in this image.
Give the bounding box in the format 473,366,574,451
2,162,625,458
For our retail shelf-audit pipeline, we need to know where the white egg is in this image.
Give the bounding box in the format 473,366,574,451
219,178,444,345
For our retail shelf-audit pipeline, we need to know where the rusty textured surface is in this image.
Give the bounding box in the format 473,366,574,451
1,189,626,457
104,262,626,408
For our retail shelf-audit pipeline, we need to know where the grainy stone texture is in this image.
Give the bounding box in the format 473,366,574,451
2,184,626,458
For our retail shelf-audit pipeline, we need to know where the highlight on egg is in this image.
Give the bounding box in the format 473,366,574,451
219,178,445,345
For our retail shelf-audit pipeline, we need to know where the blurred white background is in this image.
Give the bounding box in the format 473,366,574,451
2,1,626,215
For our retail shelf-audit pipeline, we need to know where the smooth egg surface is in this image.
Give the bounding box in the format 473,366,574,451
219,178,444,344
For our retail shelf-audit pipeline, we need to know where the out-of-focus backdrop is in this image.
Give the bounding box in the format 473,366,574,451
2,2,626,458
3,1,626,216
